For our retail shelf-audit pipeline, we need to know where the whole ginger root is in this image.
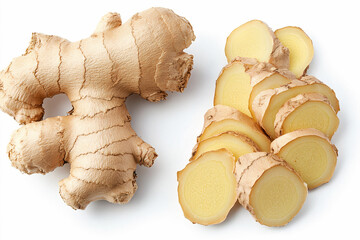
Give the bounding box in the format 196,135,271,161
0,7,195,209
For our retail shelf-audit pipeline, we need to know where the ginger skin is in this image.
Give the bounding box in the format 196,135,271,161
0,7,195,210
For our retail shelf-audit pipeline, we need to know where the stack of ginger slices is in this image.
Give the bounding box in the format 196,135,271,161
177,20,339,227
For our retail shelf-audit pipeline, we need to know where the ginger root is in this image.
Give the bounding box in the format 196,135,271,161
271,129,338,189
0,7,195,209
252,76,340,139
275,26,314,78
197,105,270,152
235,152,308,227
177,149,237,225
225,20,289,68
274,93,339,138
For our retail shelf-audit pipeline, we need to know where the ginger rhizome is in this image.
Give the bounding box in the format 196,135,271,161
235,152,307,227
225,20,289,68
275,27,314,78
177,149,237,225
252,76,340,139
0,7,195,210
271,129,338,189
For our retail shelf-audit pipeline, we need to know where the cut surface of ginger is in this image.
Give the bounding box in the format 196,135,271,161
253,77,340,139
271,129,338,189
192,132,259,161
249,72,291,119
177,150,237,225
275,27,314,78
274,93,339,138
214,60,252,116
235,152,307,227
199,119,270,152
250,165,307,226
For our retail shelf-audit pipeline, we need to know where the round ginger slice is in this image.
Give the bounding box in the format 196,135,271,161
275,26,314,78
213,58,254,116
225,20,289,69
271,129,338,189
252,76,340,139
198,106,270,152
247,62,296,119
177,149,237,225
235,152,307,227
274,93,339,139
192,132,259,161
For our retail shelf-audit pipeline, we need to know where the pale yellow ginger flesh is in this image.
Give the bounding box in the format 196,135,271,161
252,76,340,139
274,93,339,138
192,132,259,161
235,152,307,227
271,129,338,189
225,20,289,69
0,7,195,210
247,62,296,120
214,59,252,116
177,150,237,225
275,27,314,78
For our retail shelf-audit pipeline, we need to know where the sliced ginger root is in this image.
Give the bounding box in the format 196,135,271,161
177,149,237,225
235,152,307,227
192,132,259,161
274,93,339,138
197,105,270,152
247,62,296,120
214,57,257,116
0,8,195,210
275,27,314,78
225,20,289,68
252,76,340,139
271,129,338,189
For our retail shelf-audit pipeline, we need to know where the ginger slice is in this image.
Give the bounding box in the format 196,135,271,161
177,149,237,225
271,129,338,189
247,62,296,119
252,76,340,139
192,132,259,161
225,20,289,68
235,152,307,227
213,58,256,116
197,105,270,152
275,27,314,78
274,93,339,138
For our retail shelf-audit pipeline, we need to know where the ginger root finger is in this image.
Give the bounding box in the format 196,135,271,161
235,152,307,227
177,149,237,225
247,62,296,120
275,26,314,78
225,20,289,68
274,93,339,138
0,7,195,209
214,57,259,116
271,129,338,189
197,105,270,152
191,132,259,161
252,76,340,139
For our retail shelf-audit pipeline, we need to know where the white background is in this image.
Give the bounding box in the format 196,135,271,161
0,0,359,239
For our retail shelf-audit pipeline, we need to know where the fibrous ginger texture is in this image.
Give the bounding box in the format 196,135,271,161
225,20,289,68
247,62,295,120
235,152,307,227
275,27,314,78
0,7,195,210
252,76,340,139
197,105,270,152
271,129,338,189
214,57,257,116
274,93,339,138
191,131,259,161
177,149,237,225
